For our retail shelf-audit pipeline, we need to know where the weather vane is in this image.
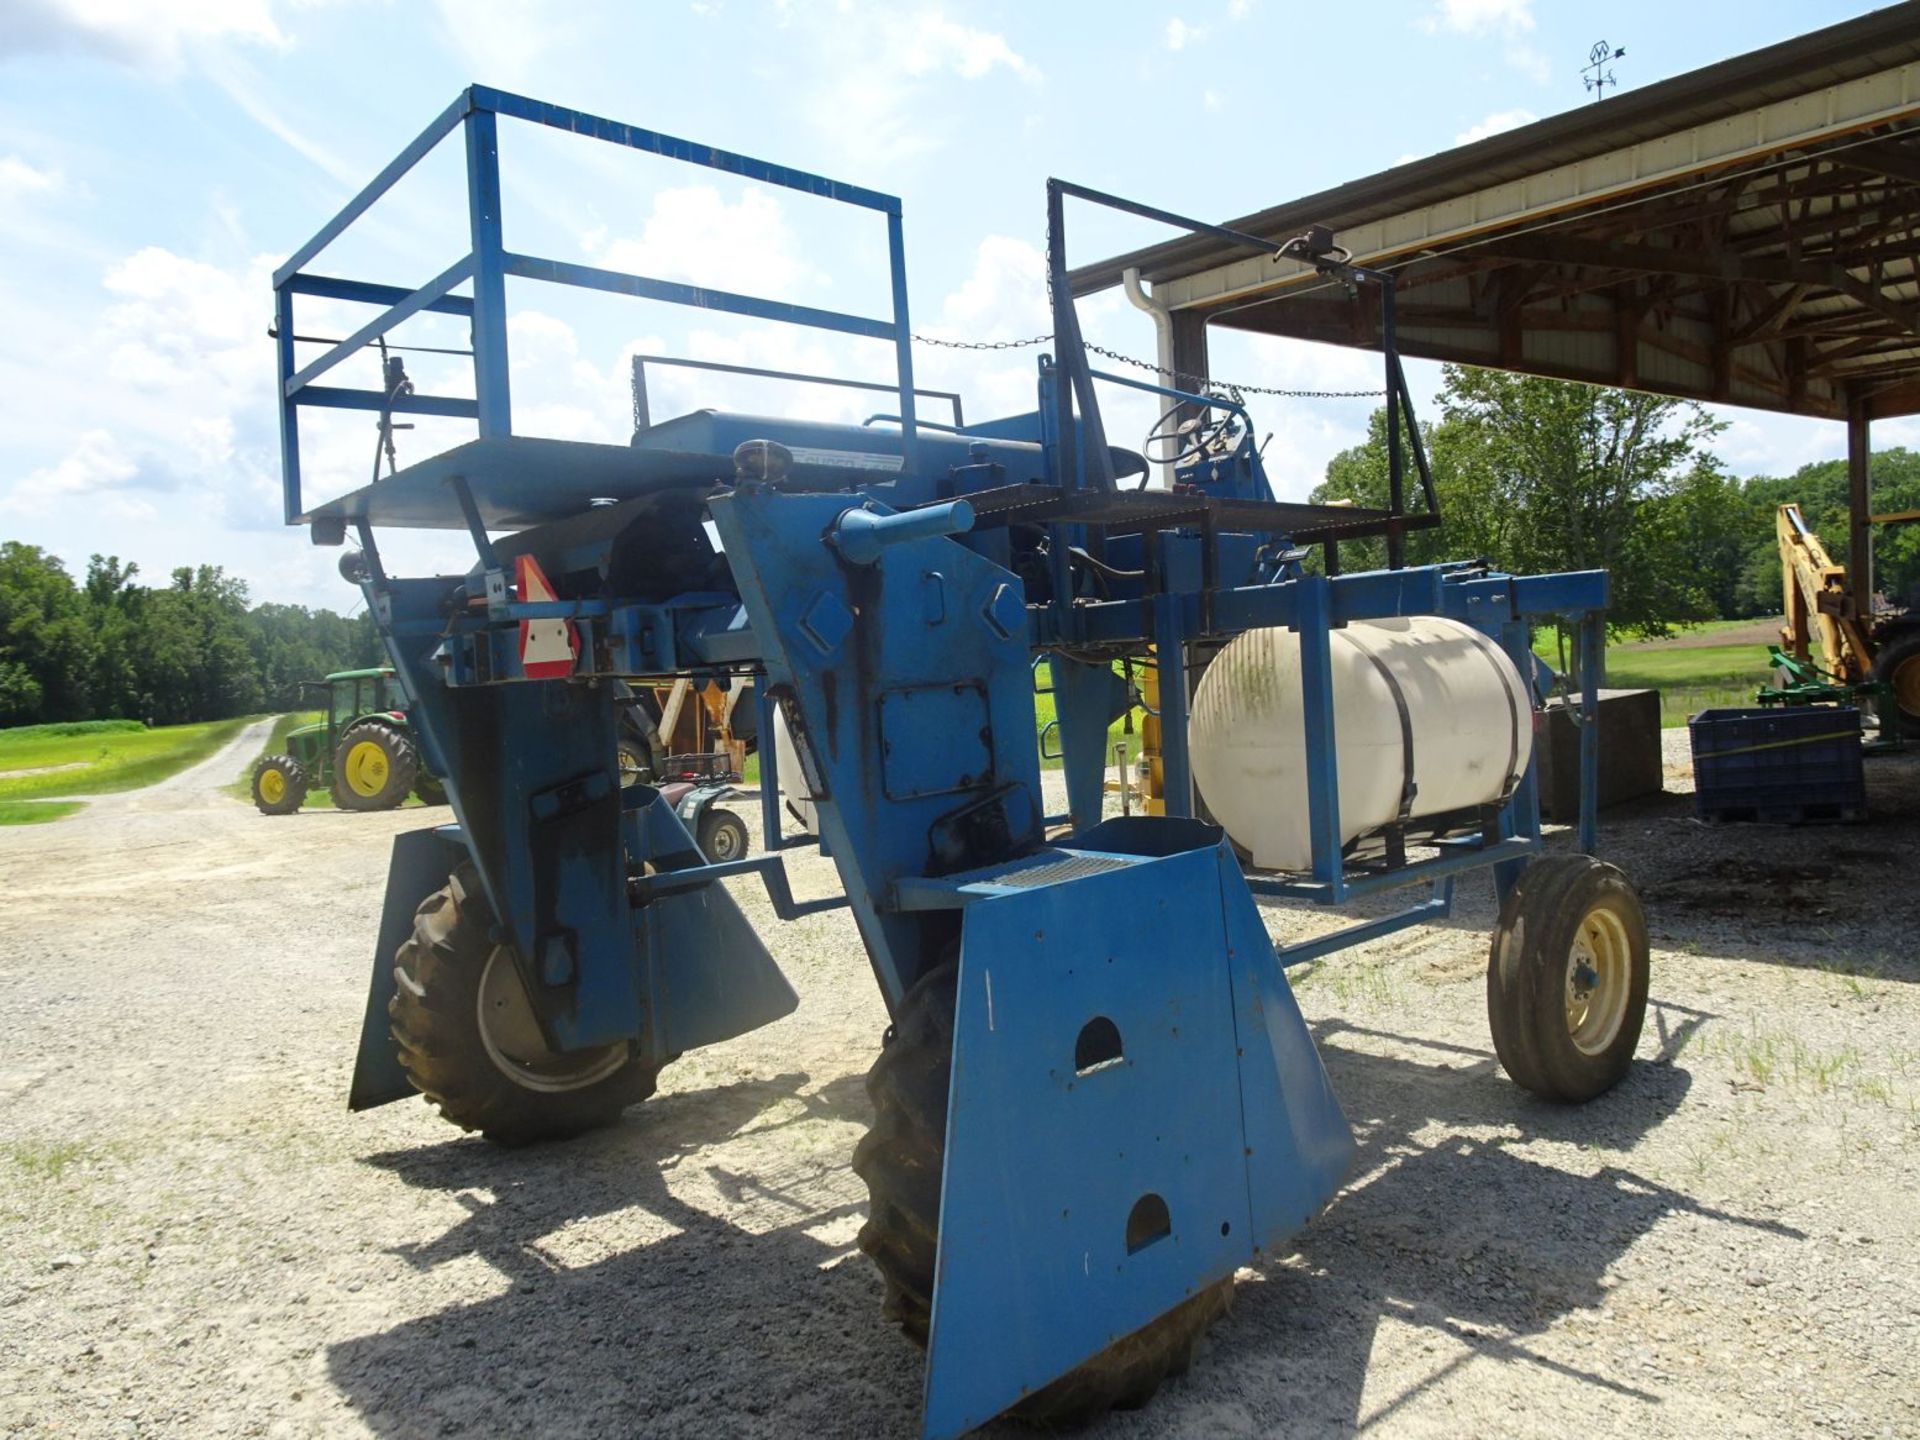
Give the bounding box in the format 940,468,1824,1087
1584,39,1625,102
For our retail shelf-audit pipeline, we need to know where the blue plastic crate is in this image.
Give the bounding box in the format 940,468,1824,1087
1688,706,1865,824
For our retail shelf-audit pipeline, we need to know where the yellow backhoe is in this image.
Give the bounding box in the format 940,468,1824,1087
1776,502,1920,733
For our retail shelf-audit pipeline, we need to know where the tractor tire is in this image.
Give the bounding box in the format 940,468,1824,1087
414,773,448,806
1487,855,1650,1103
251,753,308,815
696,807,750,863
388,862,660,1145
332,721,419,811
852,960,1233,1427
1871,630,1920,738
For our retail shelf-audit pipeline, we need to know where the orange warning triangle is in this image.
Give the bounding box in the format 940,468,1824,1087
516,554,578,680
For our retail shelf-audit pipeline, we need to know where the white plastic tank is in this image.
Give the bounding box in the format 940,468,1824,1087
1189,616,1533,872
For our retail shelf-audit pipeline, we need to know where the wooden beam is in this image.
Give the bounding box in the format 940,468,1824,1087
1467,231,1918,334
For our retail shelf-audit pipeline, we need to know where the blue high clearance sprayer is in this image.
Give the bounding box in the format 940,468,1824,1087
274,89,1649,1438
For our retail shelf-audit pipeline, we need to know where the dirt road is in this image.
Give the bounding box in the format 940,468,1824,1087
2,732,1918,1438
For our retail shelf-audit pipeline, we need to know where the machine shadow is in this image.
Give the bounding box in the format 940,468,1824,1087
1205,1016,1800,1435
331,1069,925,1438
327,1017,1771,1438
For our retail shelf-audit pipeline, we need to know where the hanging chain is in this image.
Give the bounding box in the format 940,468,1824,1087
908,331,1385,399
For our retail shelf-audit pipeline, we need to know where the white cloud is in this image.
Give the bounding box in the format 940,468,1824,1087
1227,0,1254,18
1165,18,1206,51
1203,89,1224,114
1421,0,1548,83
1423,0,1533,33
0,430,145,519
585,185,818,301
0,0,288,71
782,5,1040,168
0,155,61,198
1455,108,1537,145
895,11,1037,80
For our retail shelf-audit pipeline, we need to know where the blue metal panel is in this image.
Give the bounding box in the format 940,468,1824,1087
628,788,799,1058
294,386,479,420
923,828,1349,1438
924,847,1252,1438
1215,844,1356,1248
348,824,464,1110
1048,654,1130,833
708,488,1042,1009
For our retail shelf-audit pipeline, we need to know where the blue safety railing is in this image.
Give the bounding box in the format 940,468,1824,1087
273,85,920,525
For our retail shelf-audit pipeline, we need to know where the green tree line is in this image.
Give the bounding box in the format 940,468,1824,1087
1315,365,1920,636
0,543,379,727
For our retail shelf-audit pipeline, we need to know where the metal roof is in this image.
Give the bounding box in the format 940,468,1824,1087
1070,3,1920,419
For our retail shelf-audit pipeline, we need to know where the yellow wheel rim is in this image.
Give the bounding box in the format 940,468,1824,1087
345,740,389,797
1893,654,1920,720
259,769,286,805
1565,906,1632,1057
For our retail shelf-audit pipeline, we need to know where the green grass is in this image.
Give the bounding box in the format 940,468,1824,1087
0,799,86,826
0,716,253,802
1536,628,1782,727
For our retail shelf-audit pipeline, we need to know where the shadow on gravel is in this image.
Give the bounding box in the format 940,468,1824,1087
326,1016,1786,1437
1213,1017,1804,1434
332,1069,919,1437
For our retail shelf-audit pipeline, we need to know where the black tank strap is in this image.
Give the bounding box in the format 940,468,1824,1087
1458,625,1525,800
1345,627,1417,821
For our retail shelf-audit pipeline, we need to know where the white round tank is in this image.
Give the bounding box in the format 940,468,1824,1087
1189,616,1533,872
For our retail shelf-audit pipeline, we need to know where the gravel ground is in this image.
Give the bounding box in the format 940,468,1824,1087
3,721,1918,1439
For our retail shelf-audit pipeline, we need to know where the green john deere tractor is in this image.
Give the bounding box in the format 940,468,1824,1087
250,668,445,815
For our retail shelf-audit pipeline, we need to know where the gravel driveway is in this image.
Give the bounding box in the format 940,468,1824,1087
2,723,1917,1439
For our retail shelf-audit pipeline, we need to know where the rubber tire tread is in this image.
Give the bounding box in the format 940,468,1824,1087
413,773,448,806
1871,630,1920,737
851,960,1233,1428
388,862,659,1145
697,808,750,863
331,721,420,811
251,754,308,816
1487,855,1650,1103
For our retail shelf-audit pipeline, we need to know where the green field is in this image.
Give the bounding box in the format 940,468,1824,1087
0,717,253,822
1537,619,1785,727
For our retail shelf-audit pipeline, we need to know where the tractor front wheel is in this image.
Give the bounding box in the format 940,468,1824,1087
851,959,1232,1427
251,754,308,815
332,722,419,811
1487,855,1650,1102
389,862,660,1144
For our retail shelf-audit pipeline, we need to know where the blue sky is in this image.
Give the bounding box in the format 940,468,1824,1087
0,0,1899,609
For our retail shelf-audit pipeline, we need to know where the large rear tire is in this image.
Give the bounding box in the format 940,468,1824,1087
852,960,1232,1427
1871,630,1920,738
389,862,660,1144
1487,855,1650,1102
332,721,419,811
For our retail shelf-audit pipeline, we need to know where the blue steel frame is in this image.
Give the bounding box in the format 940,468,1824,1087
273,86,921,526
